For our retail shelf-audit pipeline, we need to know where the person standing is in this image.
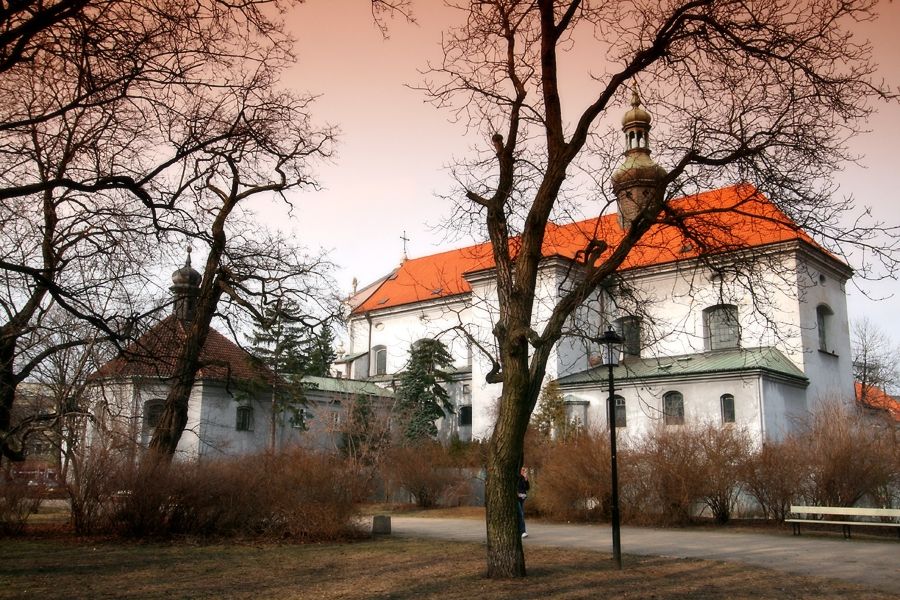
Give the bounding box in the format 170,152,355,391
516,466,530,538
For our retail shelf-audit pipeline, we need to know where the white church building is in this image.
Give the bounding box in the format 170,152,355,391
337,95,854,446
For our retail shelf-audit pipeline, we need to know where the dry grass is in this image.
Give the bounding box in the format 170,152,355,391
0,534,894,600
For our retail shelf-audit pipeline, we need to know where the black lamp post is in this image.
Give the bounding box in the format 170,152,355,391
597,325,624,569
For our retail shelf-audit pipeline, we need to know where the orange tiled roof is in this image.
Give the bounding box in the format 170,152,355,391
92,315,278,386
856,382,900,422
354,184,827,315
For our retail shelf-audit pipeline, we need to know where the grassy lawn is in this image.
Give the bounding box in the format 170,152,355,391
0,534,895,600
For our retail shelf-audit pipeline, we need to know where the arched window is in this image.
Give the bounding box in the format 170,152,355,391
372,345,387,375
816,304,833,352
143,399,165,432
704,304,740,350
235,405,253,431
720,394,735,424
614,395,627,428
614,316,642,358
663,391,684,426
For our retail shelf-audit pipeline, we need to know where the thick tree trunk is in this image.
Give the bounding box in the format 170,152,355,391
484,337,540,578
484,435,525,577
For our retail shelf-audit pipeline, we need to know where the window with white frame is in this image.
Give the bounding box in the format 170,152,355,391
704,304,740,350
720,394,736,424
663,391,684,426
372,345,387,375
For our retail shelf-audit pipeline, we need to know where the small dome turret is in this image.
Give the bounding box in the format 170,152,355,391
170,247,201,321
171,249,201,287
611,87,667,229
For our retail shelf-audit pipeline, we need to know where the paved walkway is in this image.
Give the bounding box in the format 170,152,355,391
389,517,900,594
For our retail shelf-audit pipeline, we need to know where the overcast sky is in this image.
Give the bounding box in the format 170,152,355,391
261,1,900,343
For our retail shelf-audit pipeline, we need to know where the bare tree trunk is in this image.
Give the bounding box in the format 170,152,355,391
147,257,225,460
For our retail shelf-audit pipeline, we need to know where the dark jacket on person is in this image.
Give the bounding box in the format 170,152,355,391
517,473,530,499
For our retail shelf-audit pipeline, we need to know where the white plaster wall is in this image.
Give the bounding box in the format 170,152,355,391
559,374,770,446
760,378,809,441
791,256,854,408
621,252,804,360
347,299,473,376
196,383,271,459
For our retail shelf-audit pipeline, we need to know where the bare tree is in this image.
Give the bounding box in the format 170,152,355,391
421,0,898,577
0,0,401,462
852,317,899,400
0,0,308,462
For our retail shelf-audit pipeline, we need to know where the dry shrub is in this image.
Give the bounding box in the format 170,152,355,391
381,443,467,508
795,402,897,507
695,423,753,523
634,425,707,525
742,437,806,521
67,444,132,535
0,481,41,535
113,449,362,541
530,430,611,521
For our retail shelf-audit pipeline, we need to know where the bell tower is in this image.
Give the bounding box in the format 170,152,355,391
610,88,667,229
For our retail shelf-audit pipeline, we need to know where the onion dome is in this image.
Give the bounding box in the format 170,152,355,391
170,247,201,321
611,87,667,228
172,247,201,287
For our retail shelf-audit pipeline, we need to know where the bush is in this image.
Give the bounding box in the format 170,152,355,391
795,402,897,507
67,444,131,535
530,430,611,521
89,449,364,541
0,481,41,535
742,438,805,521
634,425,707,525
381,443,468,508
694,423,753,524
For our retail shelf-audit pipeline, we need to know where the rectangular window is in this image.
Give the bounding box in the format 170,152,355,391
458,405,473,427
236,406,253,431
615,316,642,357
614,397,627,428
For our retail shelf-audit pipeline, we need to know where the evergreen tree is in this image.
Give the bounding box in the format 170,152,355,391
302,325,337,377
533,381,566,439
247,301,318,436
395,339,455,444
533,381,581,441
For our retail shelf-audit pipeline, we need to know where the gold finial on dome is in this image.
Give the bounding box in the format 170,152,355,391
621,85,651,129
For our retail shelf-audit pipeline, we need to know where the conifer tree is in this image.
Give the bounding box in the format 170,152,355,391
395,339,455,444
533,381,567,440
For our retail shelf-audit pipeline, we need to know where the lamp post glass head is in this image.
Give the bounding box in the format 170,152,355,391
599,326,624,367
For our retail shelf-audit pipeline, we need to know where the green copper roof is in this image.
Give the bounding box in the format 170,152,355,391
290,375,394,398
556,346,807,387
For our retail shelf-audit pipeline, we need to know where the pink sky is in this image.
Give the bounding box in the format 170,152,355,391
271,1,900,342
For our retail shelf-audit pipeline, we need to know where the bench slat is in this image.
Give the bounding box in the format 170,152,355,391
785,519,900,527
789,505,900,518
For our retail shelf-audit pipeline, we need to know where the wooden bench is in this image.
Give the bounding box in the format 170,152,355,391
786,505,900,539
